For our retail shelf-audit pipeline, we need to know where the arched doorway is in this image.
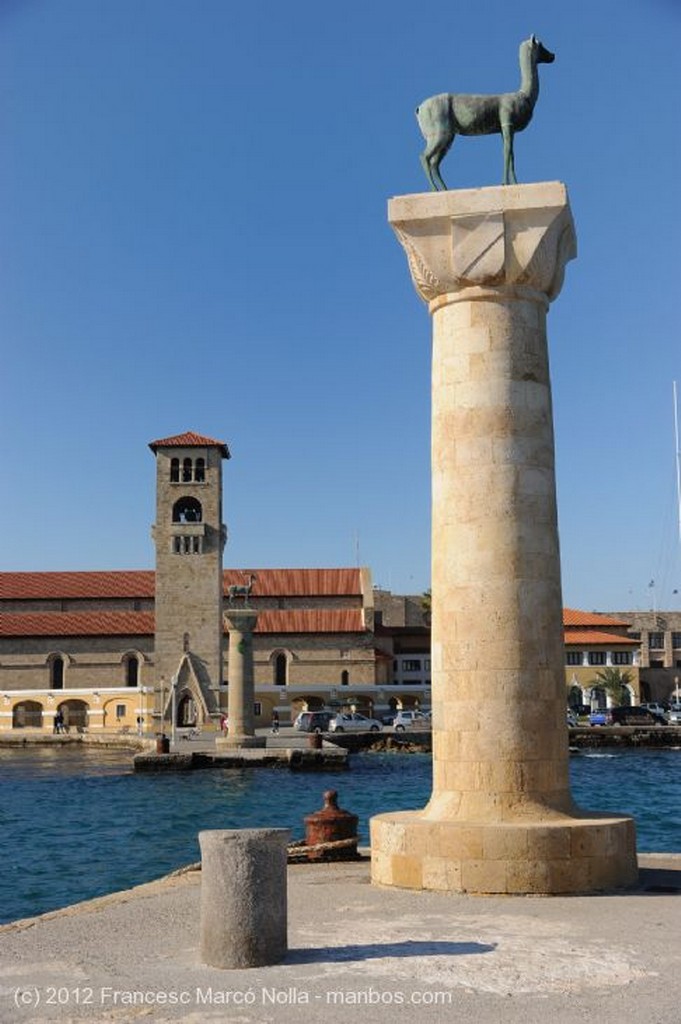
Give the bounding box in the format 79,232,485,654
590,687,607,711
12,701,43,729
177,694,198,726
567,685,583,710
59,700,89,733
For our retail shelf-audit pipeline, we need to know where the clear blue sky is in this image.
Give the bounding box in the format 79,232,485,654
1,0,680,612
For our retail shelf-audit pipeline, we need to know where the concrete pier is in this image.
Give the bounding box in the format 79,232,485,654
371,184,637,894
1,854,680,1023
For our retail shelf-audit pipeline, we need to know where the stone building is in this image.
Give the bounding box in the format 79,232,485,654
562,608,641,710
0,431,429,733
608,610,681,703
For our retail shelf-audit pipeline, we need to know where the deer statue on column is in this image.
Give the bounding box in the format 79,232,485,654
416,35,554,189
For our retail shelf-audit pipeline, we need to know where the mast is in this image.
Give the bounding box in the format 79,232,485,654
671,380,675,548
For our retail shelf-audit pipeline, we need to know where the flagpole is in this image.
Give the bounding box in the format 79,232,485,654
674,381,681,549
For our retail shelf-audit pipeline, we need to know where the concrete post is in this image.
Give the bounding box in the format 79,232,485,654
370,184,637,894
219,608,265,749
199,828,290,968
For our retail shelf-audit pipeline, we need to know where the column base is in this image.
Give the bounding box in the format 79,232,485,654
370,810,637,895
216,736,267,750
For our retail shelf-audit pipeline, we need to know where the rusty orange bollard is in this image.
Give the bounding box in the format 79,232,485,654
304,790,359,861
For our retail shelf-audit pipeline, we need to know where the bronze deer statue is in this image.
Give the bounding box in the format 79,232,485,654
227,573,257,605
416,35,554,190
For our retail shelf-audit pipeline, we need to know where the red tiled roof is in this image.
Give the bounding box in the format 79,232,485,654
563,608,631,628
0,612,154,638
0,608,366,638
563,630,638,646
0,571,156,601
223,569,362,596
0,568,362,600
254,610,365,633
148,432,230,458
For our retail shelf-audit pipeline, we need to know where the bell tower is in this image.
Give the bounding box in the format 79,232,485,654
149,431,230,723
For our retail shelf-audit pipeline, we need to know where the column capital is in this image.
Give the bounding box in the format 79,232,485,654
389,182,576,306
224,608,259,634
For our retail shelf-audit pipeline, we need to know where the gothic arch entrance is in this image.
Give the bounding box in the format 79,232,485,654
177,693,198,726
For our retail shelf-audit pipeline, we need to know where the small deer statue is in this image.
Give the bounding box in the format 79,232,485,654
416,35,554,190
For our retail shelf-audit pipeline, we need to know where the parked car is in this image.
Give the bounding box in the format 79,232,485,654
393,710,432,732
328,713,382,733
381,712,397,726
668,703,681,724
640,702,669,723
589,709,612,726
610,705,663,726
293,711,333,733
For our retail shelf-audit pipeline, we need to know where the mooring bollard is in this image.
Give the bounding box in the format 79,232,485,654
199,828,290,969
304,790,359,861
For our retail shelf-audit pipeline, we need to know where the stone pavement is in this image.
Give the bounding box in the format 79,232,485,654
1,854,680,1024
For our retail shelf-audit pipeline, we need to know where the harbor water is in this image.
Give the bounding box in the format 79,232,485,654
1,746,680,924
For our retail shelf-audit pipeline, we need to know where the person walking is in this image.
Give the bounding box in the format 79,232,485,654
271,710,280,734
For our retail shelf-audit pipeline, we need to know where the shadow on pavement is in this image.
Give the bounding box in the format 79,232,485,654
286,940,496,964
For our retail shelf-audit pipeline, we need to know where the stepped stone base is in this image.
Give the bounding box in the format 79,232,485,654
371,810,638,894
215,736,266,750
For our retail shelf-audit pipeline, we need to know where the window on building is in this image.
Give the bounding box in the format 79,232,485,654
181,457,193,482
115,704,126,719
402,659,421,672
341,670,349,686
253,702,262,717
50,656,64,689
612,651,632,665
566,651,582,666
649,632,664,649
170,458,180,482
172,496,202,523
650,659,664,669
195,458,206,482
672,632,681,649
424,659,431,670
125,655,139,687
274,653,287,686
588,651,606,666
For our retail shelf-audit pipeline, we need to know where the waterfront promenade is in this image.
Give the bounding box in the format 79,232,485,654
2,854,680,1023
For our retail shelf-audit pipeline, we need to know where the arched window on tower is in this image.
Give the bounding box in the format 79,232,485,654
182,457,193,482
195,458,206,482
172,497,203,523
170,458,180,482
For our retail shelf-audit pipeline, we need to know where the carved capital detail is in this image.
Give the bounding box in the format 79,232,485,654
389,182,577,305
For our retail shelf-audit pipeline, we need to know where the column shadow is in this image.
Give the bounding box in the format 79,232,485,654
286,940,496,965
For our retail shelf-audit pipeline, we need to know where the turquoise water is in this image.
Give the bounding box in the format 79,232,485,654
1,746,680,924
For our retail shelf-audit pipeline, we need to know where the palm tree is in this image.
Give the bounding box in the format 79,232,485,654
589,667,633,707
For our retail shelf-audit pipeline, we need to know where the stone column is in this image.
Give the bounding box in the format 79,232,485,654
218,608,266,749
371,183,637,894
